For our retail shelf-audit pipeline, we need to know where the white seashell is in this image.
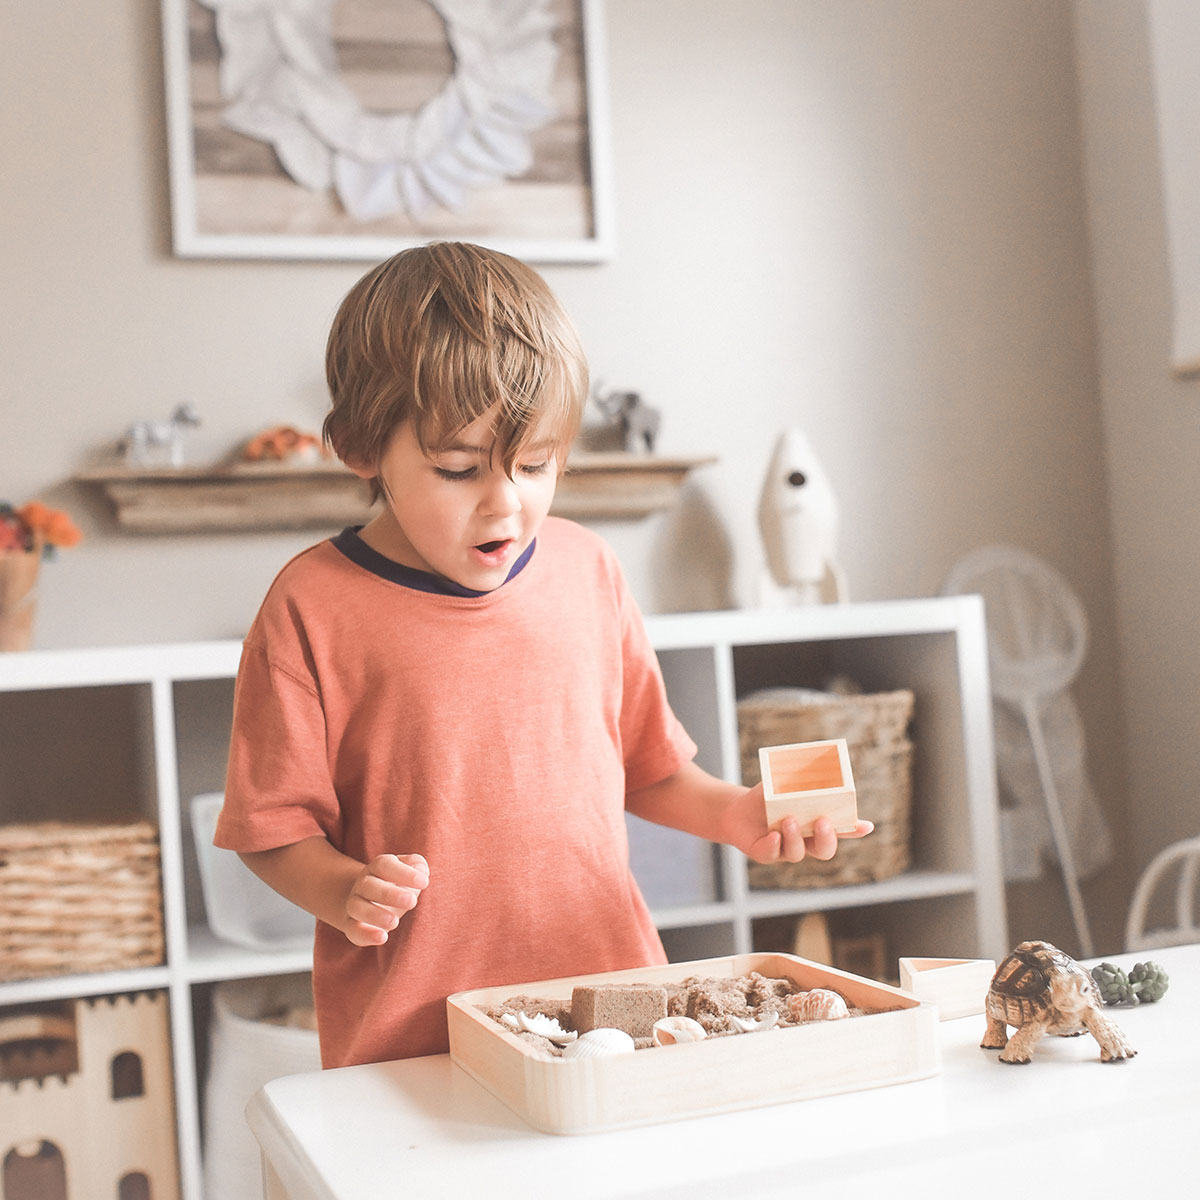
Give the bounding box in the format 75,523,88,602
652,1016,708,1046
729,1011,780,1034
788,988,850,1022
516,1011,577,1045
560,1028,636,1059
500,1013,520,1030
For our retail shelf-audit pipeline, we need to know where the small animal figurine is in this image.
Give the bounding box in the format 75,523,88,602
122,404,201,468
981,940,1136,1065
591,383,661,454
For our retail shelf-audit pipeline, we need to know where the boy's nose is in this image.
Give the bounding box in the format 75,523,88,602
481,471,521,516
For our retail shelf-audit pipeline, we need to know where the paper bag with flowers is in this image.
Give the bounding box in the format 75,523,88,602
0,501,82,651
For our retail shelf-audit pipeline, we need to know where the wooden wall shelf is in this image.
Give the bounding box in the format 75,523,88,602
74,453,716,534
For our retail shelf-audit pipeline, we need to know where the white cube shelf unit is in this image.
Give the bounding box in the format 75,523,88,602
0,595,1005,1200
635,598,1006,968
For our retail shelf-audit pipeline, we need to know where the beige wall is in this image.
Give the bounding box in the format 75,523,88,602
4,1,1141,950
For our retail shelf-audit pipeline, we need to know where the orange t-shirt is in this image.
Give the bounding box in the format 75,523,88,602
216,517,696,1067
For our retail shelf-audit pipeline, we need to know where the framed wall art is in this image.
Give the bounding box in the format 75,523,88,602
160,0,613,263
1147,0,1200,376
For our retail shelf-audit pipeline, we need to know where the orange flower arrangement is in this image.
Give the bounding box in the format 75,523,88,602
0,501,80,650
242,424,327,463
0,501,82,557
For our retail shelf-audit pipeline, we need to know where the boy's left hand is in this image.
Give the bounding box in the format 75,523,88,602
724,783,874,865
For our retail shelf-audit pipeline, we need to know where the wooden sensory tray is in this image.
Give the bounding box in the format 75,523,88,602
446,952,939,1135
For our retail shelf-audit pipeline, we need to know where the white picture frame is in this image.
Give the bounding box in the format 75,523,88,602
161,0,614,263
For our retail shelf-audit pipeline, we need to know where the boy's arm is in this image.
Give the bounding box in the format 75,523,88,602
238,835,429,947
625,759,873,864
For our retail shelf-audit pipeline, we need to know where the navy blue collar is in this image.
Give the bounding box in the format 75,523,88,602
331,527,535,597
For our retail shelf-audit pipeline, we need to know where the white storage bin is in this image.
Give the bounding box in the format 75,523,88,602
190,792,313,950
204,974,321,1199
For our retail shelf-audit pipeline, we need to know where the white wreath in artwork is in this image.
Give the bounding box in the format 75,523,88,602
200,0,560,222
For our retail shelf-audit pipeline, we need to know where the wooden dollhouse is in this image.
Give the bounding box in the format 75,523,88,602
0,990,179,1200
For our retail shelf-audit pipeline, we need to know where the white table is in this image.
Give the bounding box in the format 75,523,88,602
248,946,1198,1200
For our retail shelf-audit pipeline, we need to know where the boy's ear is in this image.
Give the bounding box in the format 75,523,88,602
327,430,376,479
344,457,378,480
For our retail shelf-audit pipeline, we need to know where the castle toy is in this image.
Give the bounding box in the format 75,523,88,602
1,991,179,1199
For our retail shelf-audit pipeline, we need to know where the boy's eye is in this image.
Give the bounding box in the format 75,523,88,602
433,457,553,482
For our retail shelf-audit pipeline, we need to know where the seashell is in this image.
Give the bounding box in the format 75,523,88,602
651,1016,708,1046
729,1011,779,1034
516,1011,577,1045
787,988,850,1022
560,1028,636,1059
500,1013,520,1030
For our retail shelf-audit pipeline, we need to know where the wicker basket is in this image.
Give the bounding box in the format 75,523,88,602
0,820,164,981
738,688,915,889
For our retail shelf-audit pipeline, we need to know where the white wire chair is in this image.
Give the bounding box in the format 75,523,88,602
1124,835,1200,951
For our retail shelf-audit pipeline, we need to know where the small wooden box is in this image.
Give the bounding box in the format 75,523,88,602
447,952,939,1135
898,957,996,1021
759,738,858,835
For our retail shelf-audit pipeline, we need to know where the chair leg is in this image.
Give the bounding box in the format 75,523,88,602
1023,697,1094,957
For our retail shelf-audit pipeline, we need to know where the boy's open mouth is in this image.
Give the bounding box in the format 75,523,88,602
476,539,509,554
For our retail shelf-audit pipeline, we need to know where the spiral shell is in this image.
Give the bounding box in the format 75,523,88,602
560,1028,636,1059
788,988,850,1022
651,1016,708,1046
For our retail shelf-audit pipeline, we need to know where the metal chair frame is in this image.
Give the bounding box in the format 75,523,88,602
1125,835,1200,951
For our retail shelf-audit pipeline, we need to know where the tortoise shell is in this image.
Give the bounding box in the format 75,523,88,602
987,940,1084,1025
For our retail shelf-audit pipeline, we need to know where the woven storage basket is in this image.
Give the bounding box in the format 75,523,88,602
0,820,164,981
738,688,915,889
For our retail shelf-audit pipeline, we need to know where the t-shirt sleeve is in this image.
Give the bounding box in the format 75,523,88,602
215,638,342,853
615,579,698,794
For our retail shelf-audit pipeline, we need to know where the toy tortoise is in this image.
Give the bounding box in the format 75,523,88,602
981,940,1136,1065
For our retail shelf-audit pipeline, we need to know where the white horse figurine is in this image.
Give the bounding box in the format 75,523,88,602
756,427,847,606
123,404,201,468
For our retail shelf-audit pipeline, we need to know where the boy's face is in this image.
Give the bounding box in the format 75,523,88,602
350,410,561,592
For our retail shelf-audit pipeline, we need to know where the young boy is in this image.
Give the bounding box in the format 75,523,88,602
216,242,871,1069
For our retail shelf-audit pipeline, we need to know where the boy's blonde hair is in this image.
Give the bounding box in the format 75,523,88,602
324,242,589,503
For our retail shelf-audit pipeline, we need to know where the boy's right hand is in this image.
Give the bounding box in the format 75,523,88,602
344,853,429,947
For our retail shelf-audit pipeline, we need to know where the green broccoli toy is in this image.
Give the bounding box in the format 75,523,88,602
1091,960,1170,1005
